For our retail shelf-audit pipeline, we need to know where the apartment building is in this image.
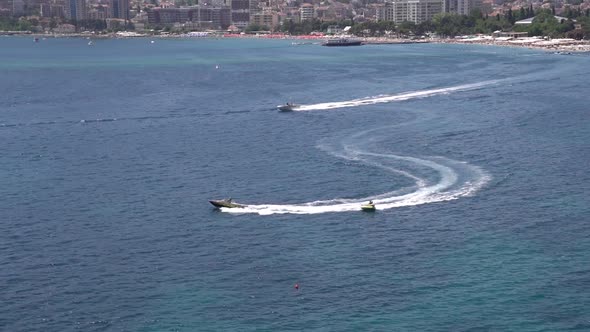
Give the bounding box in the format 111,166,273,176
443,0,482,15
147,6,231,29
65,0,87,20
250,11,278,29
299,3,314,21
377,0,442,24
231,0,250,28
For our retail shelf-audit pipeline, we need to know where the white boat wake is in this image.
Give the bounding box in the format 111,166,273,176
223,132,491,216
221,81,495,215
294,80,502,111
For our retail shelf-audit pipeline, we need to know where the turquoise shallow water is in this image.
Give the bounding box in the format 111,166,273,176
1,37,589,331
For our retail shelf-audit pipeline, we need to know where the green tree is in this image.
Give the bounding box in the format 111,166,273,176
470,8,483,20
49,18,58,30
16,20,33,31
432,13,462,37
557,19,575,35
110,20,122,32
566,29,584,39
523,10,567,37
577,16,590,39
516,7,526,21
527,5,533,18
398,20,416,36
506,8,514,24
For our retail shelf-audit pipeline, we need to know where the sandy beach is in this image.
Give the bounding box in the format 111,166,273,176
363,36,590,53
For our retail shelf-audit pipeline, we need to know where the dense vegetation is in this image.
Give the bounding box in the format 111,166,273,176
0,17,132,32
0,17,34,31
278,8,590,40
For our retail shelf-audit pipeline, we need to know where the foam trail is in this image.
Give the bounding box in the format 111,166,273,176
223,152,490,215
295,80,501,111
221,81,495,215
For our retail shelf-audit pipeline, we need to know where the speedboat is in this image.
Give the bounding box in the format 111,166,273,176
361,203,376,212
209,199,246,209
277,103,299,112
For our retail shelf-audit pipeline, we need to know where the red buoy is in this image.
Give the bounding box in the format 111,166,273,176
294,283,299,290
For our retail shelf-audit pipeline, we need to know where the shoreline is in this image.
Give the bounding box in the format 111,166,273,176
362,36,590,53
4,31,590,53
429,37,590,53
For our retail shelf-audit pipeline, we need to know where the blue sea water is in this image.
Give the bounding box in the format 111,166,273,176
1,37,589,331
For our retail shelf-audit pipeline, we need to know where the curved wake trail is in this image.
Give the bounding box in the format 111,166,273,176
223,151,490,215
295,80,502,111
222,80,495,215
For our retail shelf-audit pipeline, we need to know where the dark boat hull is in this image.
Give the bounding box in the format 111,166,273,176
322,39,363,47
277,104,298,111
209,200,246,208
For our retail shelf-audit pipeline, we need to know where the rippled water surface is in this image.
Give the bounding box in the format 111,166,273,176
1,37,589,331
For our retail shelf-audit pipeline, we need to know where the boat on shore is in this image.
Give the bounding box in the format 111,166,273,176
322,38,363,47
209,199,246,209
277,103,300,111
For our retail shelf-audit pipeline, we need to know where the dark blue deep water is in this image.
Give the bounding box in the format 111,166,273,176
1,37,589,331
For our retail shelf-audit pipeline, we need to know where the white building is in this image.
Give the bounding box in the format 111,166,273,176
299,3,314,21
377,0,442,24
327,25,343,34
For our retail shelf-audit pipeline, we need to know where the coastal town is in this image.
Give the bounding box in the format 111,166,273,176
1,0,590,51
